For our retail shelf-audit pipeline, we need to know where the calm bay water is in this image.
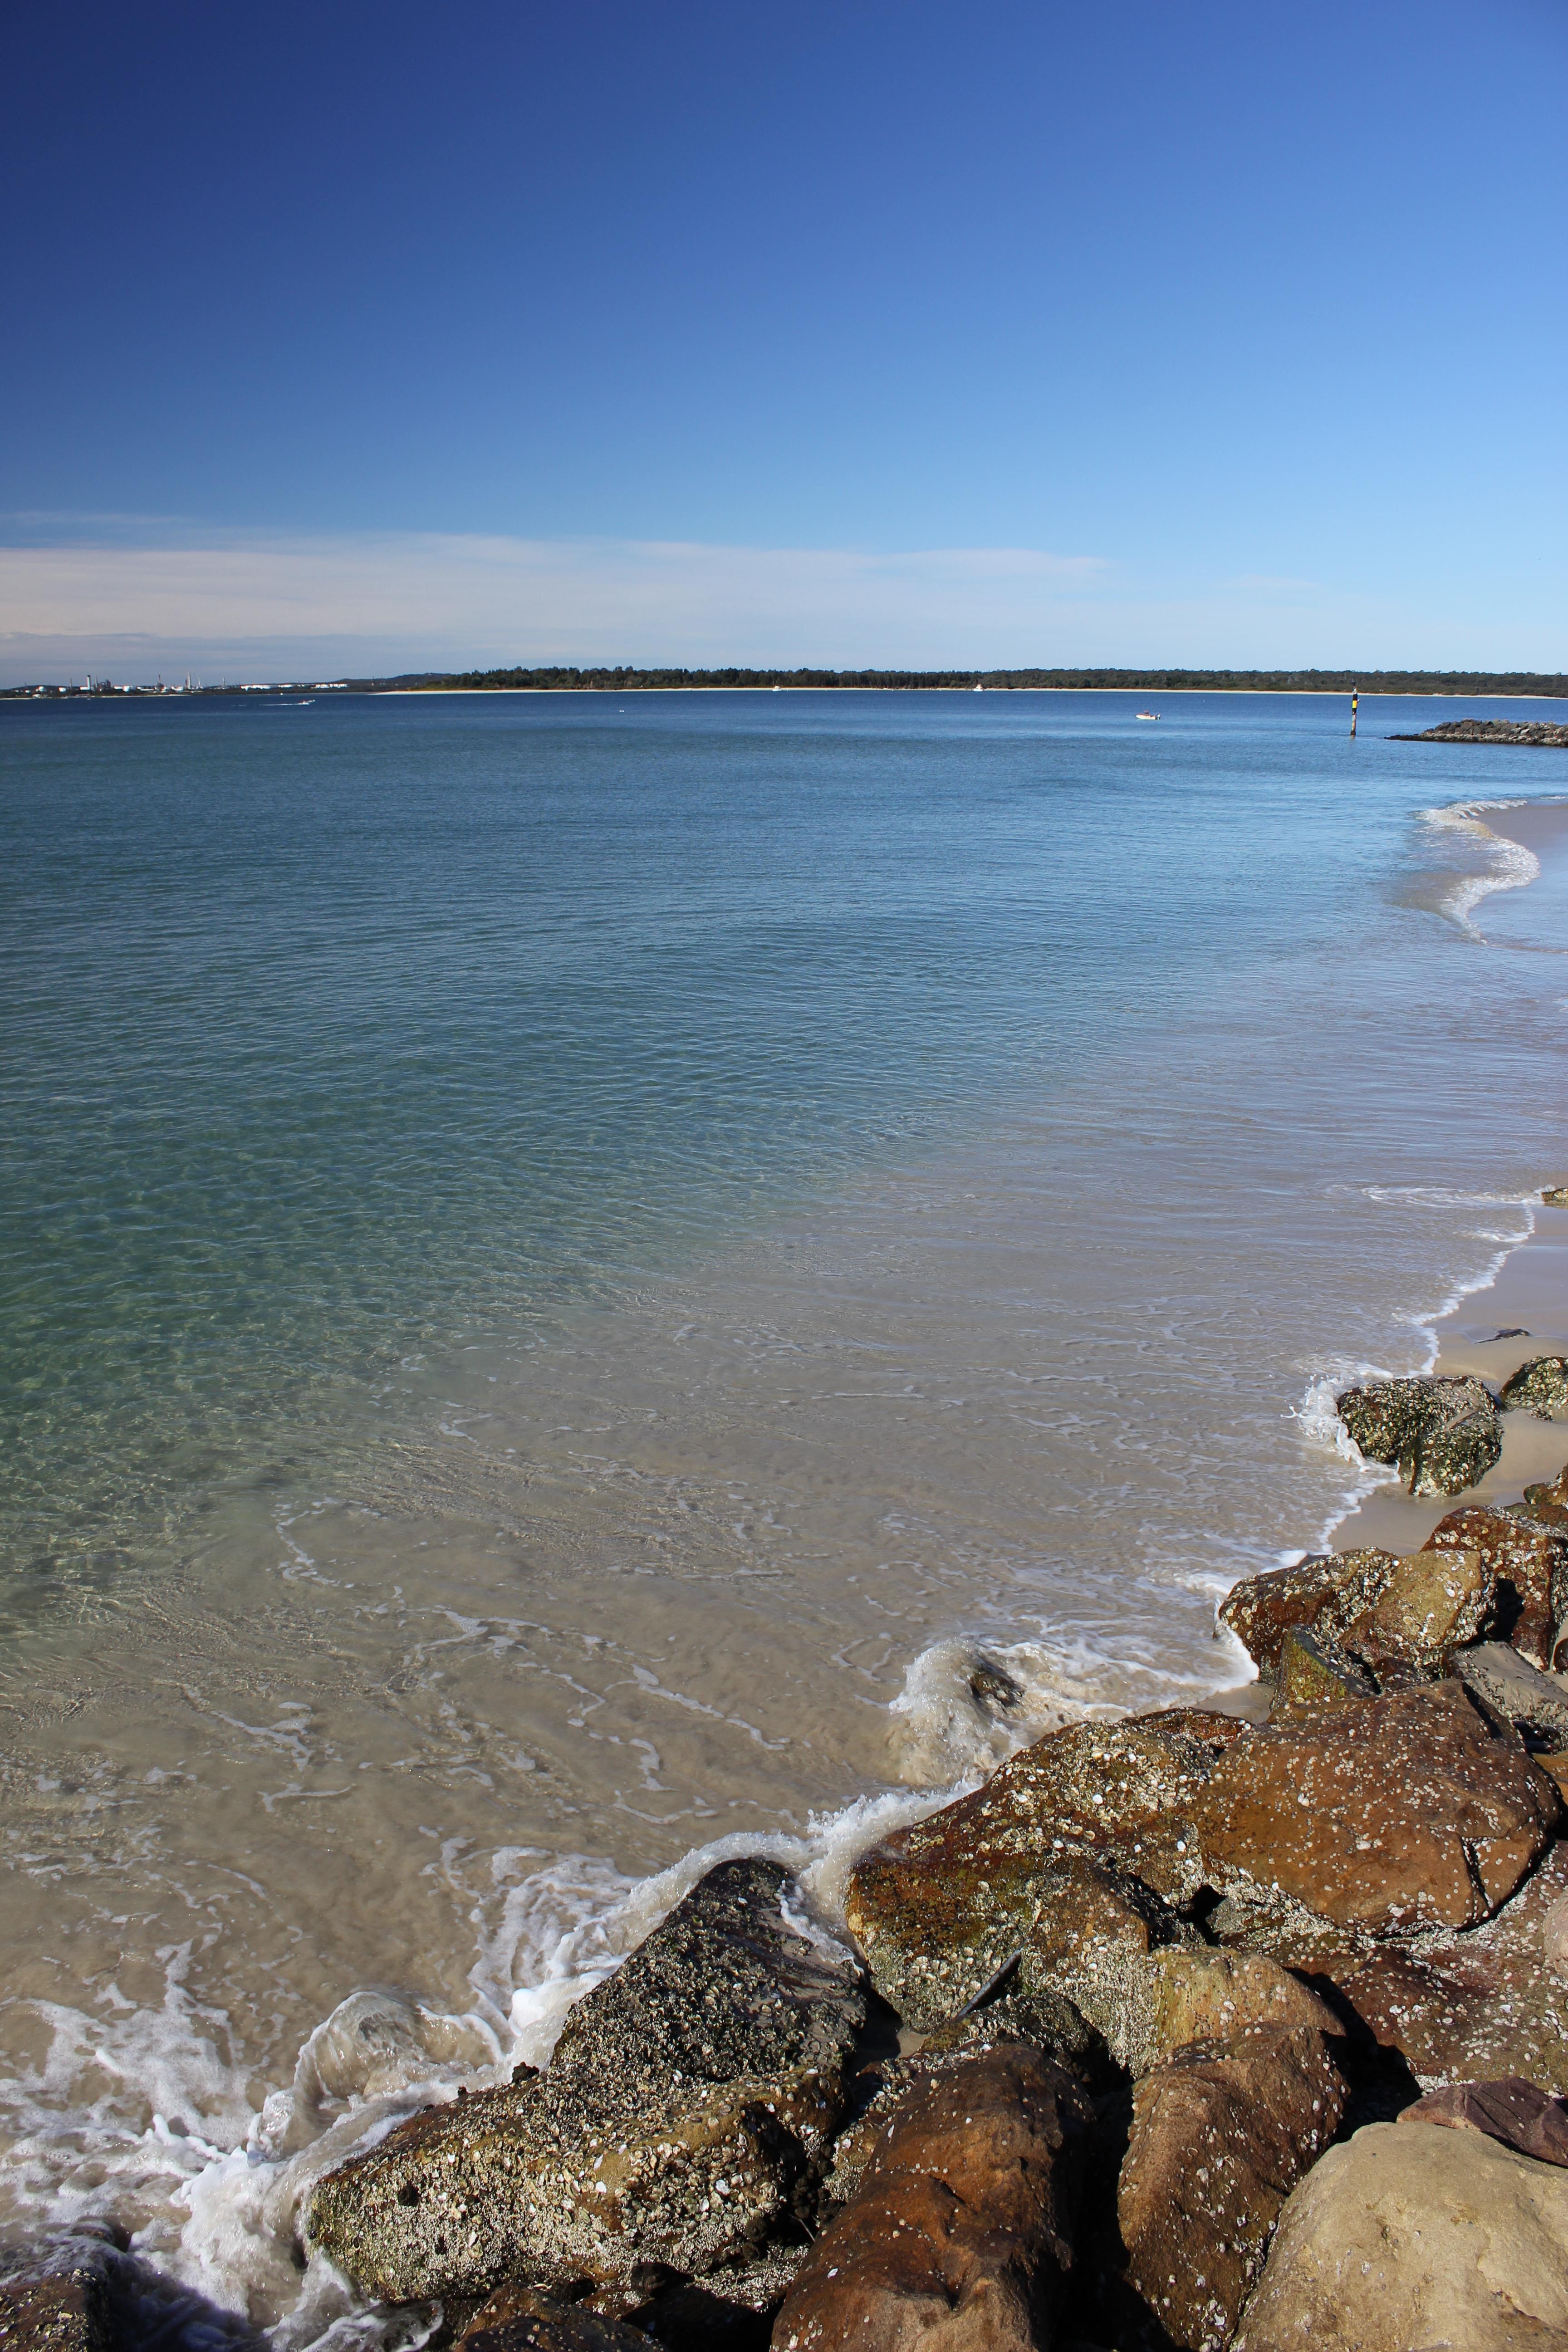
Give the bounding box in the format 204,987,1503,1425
1,689,1566,2324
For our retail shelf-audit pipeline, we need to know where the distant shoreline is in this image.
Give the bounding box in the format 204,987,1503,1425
9,670,1567,703
380,684,1567,699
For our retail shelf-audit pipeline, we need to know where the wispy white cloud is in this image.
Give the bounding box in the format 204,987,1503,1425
0,530,1109,681
0,527,1556,684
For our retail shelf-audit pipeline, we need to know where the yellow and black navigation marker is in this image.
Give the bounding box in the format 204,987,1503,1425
1350,687,1359,738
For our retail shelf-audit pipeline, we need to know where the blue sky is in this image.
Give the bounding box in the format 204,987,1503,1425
3,0,1564,679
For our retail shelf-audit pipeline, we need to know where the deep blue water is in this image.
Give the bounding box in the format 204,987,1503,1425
2,688,1563,1583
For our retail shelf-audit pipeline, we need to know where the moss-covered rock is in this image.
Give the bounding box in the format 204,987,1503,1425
1274,1627,1377,1711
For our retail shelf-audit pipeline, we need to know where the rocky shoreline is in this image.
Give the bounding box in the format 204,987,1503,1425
12,1265,1568,2349
1390,718,1568,747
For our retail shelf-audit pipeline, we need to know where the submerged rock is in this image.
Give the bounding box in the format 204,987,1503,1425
1233,2122,1568,2352
769,2045,1090,2352
1189,1681,1561,1935
308,1857,867,2305
1334,1374,1502,1497
1501,1355,1568,1419
843,1710,1242,2030
1421,1504,1568,1667
1115,2021,1346,2352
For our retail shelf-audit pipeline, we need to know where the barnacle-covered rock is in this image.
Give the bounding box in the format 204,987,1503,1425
308,1858,866,2304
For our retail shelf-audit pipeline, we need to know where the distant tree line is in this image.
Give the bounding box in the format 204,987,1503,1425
411,664,1568,697
8,666,1565,701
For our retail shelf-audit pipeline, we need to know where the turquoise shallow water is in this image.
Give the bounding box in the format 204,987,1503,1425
1,690,1567,2311
4,687,1560,1587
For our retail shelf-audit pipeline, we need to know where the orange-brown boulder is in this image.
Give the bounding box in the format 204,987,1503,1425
1115,2021,1346,2352
770,2045,1091,2352
1323,1839,1568,2091
1191,1681,1561,1934
1218,1551,1396,1682
1145,1950,1338,2067
1421,1504,1568,1667
844,1711,1242,2029
1332,1545,1492,1677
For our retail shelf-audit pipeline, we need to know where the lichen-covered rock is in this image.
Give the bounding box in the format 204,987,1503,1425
1422,1505,1568,1667
1502,1356,1568,1419
1144,1952,1339,2070
1014,1855,1200,2076
1335,1375,1502,1497
1116,2022,1346,2352
769,2045,1091,2352
843,1712,1241,2029
1334,1543,1493,1677
1274,1627,1376,1711
1232,2122,1568,2352
1218,1552,1397,1683
1190,1681,1562,1935
1454,1642,1568,1748
1398,2077,1568,2167
308,1858,867,2304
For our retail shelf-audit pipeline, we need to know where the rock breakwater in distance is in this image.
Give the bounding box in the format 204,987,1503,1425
15,1212,1568,2352
1389,717,1568,746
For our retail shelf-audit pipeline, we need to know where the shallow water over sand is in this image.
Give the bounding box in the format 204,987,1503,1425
1,693,1566,2322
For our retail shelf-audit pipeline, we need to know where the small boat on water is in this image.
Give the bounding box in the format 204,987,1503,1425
1136,709,1160,720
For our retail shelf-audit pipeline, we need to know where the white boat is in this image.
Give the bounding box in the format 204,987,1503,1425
1136,709,1160,720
